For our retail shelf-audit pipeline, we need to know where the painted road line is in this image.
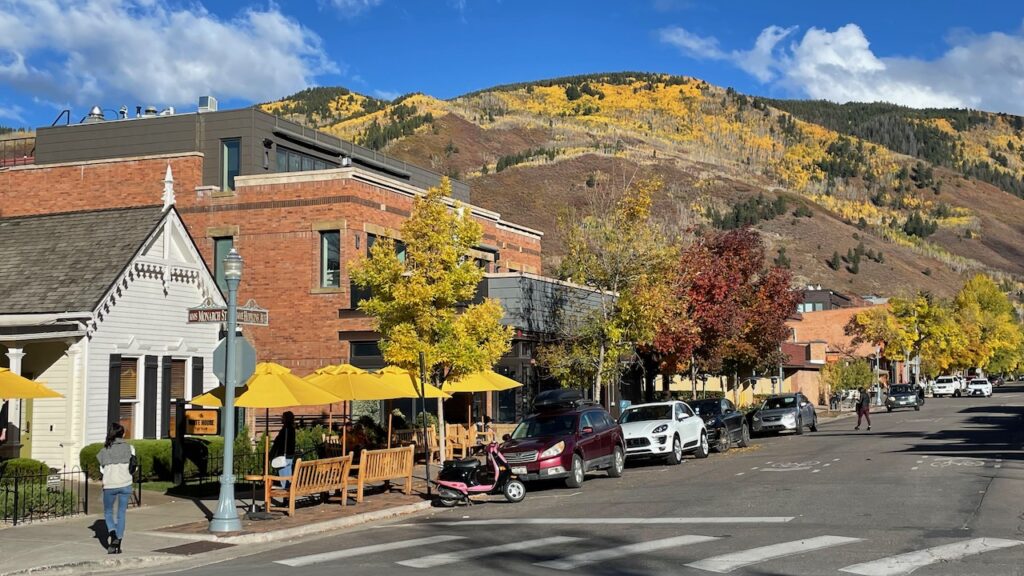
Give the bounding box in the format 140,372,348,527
735,472,745,476
839,538,1024,576
398,536,580,569
425,517,795,526
687,535,861,573
537,534,719,571
275,535,466,567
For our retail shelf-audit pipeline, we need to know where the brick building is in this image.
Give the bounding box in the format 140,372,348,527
1,104,562,429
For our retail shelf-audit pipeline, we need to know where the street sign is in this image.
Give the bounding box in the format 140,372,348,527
213,335,257,385
188,298,269,326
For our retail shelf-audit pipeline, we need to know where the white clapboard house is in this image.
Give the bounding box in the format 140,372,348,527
0,168,222,469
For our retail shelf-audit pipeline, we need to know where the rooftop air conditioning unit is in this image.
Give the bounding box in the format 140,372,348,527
198,95,218,113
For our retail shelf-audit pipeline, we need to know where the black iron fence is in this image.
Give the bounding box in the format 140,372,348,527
1,466,143,526
0,136,35,167
177,441,266,486
1,467,86,526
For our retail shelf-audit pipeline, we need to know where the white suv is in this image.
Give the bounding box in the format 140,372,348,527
967,378,993,397
933,376,960,397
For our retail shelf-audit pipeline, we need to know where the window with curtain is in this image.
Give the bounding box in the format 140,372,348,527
167,359,187,438
119,358,138,437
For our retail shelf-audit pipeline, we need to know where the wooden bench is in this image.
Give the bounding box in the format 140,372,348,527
354,445,415,503
264,454,352,517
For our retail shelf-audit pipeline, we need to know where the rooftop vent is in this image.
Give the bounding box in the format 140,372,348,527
198,95,218,113
82,105,105,123
143,105,158,117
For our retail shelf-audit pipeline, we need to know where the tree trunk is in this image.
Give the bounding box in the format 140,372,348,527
661,373,671,394
436,379,446,464
595,343,606,407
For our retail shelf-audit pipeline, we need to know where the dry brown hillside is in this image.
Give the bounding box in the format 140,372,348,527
263,73,1024,298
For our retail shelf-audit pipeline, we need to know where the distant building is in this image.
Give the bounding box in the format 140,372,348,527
796,285,860,313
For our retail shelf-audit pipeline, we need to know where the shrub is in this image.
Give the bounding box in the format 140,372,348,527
1,485,76,520
0,458,50,483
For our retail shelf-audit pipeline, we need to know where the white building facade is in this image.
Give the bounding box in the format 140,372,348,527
0,170,223,469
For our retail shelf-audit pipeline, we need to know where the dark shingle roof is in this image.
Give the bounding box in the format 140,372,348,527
0,206,166,314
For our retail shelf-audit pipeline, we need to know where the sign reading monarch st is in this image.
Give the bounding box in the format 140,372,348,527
187,297,269,326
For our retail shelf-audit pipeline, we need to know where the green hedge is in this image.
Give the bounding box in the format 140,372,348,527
0,458,50,484
80,437,229,482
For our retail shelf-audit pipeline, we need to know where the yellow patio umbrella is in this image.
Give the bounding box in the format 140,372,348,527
0,368,63,399
373,365,449,448
190,362,343,485
445,370,522,393
190,362,342,408
444,370,522,443
304,363,410,452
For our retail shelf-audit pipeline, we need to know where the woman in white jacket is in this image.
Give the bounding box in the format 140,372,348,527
97,422,135,554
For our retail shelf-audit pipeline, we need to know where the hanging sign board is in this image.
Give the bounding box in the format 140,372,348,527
185,409,219,435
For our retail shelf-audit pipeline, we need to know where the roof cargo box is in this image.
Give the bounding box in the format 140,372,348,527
534,389,584,412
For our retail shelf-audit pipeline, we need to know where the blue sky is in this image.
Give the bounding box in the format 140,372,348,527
2,0,1024,127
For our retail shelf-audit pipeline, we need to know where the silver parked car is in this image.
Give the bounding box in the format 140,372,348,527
751,393,818,435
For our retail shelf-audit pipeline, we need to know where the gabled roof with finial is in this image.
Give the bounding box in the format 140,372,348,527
162,163,175,210
0,206,166,314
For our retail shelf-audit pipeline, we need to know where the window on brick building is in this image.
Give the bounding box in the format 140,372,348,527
351,341,381,357
221,139,240,190
320,231,341,288
213,237,234,293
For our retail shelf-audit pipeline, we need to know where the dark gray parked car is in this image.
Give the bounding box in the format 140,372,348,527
750,393,818,435
885,384,924,412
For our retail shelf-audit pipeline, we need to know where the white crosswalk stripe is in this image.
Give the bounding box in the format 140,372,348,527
397,536,581,569
423,516,794,526
839,537,1024,576
535,534,719,571
686,535,862,573
275,535,466,567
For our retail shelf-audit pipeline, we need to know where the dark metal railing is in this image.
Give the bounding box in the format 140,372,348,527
0,136,35,167
1,467,87,526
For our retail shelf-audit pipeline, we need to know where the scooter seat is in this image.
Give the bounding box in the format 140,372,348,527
443,458,479,469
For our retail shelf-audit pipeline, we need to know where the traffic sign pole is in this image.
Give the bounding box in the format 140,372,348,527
210,250,243,533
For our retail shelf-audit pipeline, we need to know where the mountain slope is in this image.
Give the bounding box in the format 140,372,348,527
263,73,1024,298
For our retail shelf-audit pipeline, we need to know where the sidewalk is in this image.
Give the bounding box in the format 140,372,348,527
0,470,436,576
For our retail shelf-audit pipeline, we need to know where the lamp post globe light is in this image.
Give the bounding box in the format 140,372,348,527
210,248,244,533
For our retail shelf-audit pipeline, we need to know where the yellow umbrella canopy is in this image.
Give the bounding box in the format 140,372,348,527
190,362,341,408
0,368,63,399
444,370,522,393
304,364,410,401
374,365,450,399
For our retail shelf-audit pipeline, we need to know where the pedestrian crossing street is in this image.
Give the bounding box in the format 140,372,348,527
274,530,1023,575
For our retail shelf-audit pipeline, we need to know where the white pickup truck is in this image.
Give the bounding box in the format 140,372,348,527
932,375,964,397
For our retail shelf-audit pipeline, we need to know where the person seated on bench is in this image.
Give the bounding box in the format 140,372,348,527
270,411,296,488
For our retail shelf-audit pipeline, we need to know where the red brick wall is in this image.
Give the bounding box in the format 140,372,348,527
3,156,543,378
1,154,203,217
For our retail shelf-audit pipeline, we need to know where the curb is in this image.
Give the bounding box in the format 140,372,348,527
0,556,174,576
2,500,434,576
213,500,434,545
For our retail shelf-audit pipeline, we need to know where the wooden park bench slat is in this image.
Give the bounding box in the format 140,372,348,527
264,454,353,517
353,444,415,503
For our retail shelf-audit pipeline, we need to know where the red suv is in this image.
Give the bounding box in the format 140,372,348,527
499,390,625,488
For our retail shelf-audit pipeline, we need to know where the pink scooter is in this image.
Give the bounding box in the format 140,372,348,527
434,442,526,507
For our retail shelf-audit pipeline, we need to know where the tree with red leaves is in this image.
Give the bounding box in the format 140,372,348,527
655,228,799,401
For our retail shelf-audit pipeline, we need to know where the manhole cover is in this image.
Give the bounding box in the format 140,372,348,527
155,540,236,555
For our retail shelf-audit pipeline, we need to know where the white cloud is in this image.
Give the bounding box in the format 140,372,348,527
660,22,1024,114
0,103,25,123
373,89,400,101
0,1,338,108
326,0,383,16
659,27,727,60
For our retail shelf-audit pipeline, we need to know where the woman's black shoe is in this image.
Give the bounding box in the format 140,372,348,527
108,533,122,554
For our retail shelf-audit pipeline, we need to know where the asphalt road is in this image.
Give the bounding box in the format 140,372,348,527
155,385,1024,576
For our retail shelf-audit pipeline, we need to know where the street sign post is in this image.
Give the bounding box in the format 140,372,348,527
213,335,257,385
188,298,269,326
